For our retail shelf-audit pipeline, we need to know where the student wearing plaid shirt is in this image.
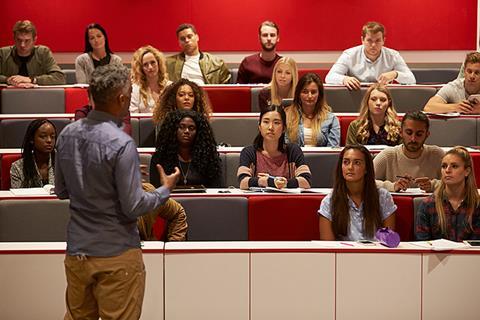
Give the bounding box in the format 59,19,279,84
416,147,480,241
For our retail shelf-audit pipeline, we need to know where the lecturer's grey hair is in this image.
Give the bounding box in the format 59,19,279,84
89,64,130,107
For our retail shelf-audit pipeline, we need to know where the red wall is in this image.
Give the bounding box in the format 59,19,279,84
0,0,477,52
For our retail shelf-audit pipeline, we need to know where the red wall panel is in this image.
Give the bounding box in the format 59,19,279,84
0,0,476,52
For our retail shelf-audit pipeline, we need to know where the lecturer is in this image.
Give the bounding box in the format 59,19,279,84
55,64,179,320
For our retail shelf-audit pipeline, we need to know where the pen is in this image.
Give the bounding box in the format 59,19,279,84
396,175,413,180
340,242,354,247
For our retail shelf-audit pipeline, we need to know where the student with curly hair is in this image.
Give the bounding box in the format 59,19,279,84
75,23,122,84
318,144,396,240
346,84,401,146
284,72,340,146
150,109,222,187
237,105,311,190
416,147,480,241
10,118,57,188
129,45,171,113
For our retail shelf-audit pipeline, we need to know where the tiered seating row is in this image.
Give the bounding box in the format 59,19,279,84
0,85,443,114
1,112,478,149
0,193,425,242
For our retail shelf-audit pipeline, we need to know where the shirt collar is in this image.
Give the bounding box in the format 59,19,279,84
361,47,384,64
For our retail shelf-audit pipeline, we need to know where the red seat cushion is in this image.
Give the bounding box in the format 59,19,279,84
338,115,358,146
65,88,89,113
1,154,22,190
248,195,324,241
392,196,414,241
203,86,252,112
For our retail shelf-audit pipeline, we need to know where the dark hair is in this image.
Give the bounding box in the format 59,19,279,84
253,104,287,152
84,23,113,54
21,119,57,187
331,144,381,239
13,20,37,38
464,52,480,66
293,72,326,111
401,111,430,131
153,78,212,124
258,20,279,35
176,23,197,36
155,109,221,182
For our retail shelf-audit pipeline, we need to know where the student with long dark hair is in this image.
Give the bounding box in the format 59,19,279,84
10,119,56,188
237,104,311,189
150,109,222,187
75,23,122,83
416,147,480,241
318,144,396,240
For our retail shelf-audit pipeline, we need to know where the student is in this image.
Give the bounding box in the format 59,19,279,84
258,57,298,112
285,72,340,147
10,119,56,188
0,20,65,86
373,111,444,192
318,144,396,241
346,84,401,146
325,21,415,90
166,23,231,84
75,23,122,84
151,109,222,188
152,78,212,134
416,147,480,241
129,45,171,113
237,20,282,84
237,105,311,189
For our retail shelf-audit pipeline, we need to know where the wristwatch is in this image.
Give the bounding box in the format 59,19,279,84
30,76,37,84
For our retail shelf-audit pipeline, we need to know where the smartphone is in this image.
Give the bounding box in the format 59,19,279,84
357,240,376,246
464,240,480,247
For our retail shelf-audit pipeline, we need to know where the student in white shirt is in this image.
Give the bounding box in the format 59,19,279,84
325,21,415,90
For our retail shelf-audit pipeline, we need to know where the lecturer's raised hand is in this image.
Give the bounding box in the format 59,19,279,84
156,164,180,191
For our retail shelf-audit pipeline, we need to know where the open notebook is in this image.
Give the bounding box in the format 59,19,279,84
10,184,55,196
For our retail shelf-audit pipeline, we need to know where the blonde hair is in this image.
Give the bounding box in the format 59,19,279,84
269,57,298,106
285,73,330,145
131,45,169,108
434,147,480,234
355,84,400,143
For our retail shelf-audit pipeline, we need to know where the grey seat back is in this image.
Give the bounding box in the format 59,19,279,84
411,68,459,84
63,69,77,84
428,118,477,147
389,87,437,113
324,87,366,112
251,87,262,112
304,152,338,188
139,153,152,182
225,152,241,188
210,117,258,147
138,118,156,147
174,197,248,240
130,117,140,146
0,118,72,148
1,88,65,113
0,199,70,241
230,68,239,84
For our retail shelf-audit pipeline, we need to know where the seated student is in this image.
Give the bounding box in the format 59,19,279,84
285,73,340,147
318,144,396,241
373,111,444,192
0,20,65,86
416,147,480,241
258,57,298,112
325,21,415,90
130,45,171,113
237,105,311,190
166,23,231,85
137,183,188,241
237,20,282,84
10,119,56,188
150,109,222,188
75,23,122,84
346,84,401,146
152,78,212,134
424,52,480,114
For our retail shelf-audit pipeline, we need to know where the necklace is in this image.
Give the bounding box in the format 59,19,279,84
178,160,191,185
